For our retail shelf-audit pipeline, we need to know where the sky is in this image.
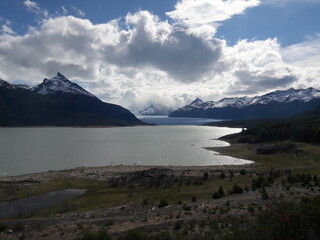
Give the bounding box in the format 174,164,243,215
0,0,320,109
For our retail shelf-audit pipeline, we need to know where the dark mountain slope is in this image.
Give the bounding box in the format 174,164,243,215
0,74,144,126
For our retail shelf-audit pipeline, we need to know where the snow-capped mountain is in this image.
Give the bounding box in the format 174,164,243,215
31,72,96,98
180,88,320,111
169,88,320,120
0,73,143,126
130,104,174,116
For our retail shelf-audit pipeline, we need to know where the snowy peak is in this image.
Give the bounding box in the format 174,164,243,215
187,98,204,109
178,87,320,112
32,73,96,98
130,104,174,116
190,98,203,105
250,87,320,105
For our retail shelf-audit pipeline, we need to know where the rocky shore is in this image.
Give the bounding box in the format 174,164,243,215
0,164,258,183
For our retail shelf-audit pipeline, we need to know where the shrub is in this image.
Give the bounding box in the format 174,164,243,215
203,172,209,181
240,169,247,175
182,204,191,211
261,186,269,200
0,224,7,232
174,221,182,231
218,185,224,196
212,191,220,199
232,184,243,194
141,198,149,206
79,230,111,240
105,220,114,227
13,223,24,232
158,199,169,208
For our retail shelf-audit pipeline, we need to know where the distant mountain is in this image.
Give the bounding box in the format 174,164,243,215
169,88,320,120
131,104,174,116
0,73,144,126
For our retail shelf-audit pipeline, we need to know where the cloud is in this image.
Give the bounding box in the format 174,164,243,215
61,6,68,15
0,6,319,108
1,24,15,35
222,38,297,95
103,11,225,82
166,0,260,36
167,0,260,24
23,0,48,18
262,0,320,7
281,34,320,67
77,9,86,17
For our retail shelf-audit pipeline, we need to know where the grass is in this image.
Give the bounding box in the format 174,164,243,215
0,174,253,218
206,141,320,173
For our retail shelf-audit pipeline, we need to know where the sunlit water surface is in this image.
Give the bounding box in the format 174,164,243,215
0,117,252,176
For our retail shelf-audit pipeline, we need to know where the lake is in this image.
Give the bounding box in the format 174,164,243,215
138,115,223,125
0,117,252,176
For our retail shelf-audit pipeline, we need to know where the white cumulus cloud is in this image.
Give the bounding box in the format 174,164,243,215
166,0,260,37
0,2,319,108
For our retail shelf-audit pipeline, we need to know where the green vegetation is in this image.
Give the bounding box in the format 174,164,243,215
78,229,111,240
237,119,320,143
158,199,169,208
76,195,320,240
231,184,243,194
12,223,24,232
0,224,7,232
225,197,320,240
0,172,252,218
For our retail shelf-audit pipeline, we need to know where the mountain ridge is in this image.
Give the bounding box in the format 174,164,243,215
0,73,144,126
130,104,174,116
169,87,320,120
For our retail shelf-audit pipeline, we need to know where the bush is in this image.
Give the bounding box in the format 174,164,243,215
141,198,149,206
212,191,221,199
105,220,114,227
117,230,145,240
0,224,7,232
158,199,169,208
232,184,243,194
218,185,224,196
182,203,191,211
13,223,24,232
203,172,209,181
261,186,269,200
226,197,320,240
80,230,111,240
174,221,182,231
240,169,247,175
220,172,226,179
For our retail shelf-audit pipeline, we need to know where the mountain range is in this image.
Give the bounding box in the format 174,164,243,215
0,73,144,126
169,88,320,120
130,104,174,116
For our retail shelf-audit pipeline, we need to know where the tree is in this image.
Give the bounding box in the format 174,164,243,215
218,185,224,196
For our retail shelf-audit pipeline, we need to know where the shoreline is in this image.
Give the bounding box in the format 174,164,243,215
0,163,259,183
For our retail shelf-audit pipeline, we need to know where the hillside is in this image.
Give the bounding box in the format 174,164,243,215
0,73,144,126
